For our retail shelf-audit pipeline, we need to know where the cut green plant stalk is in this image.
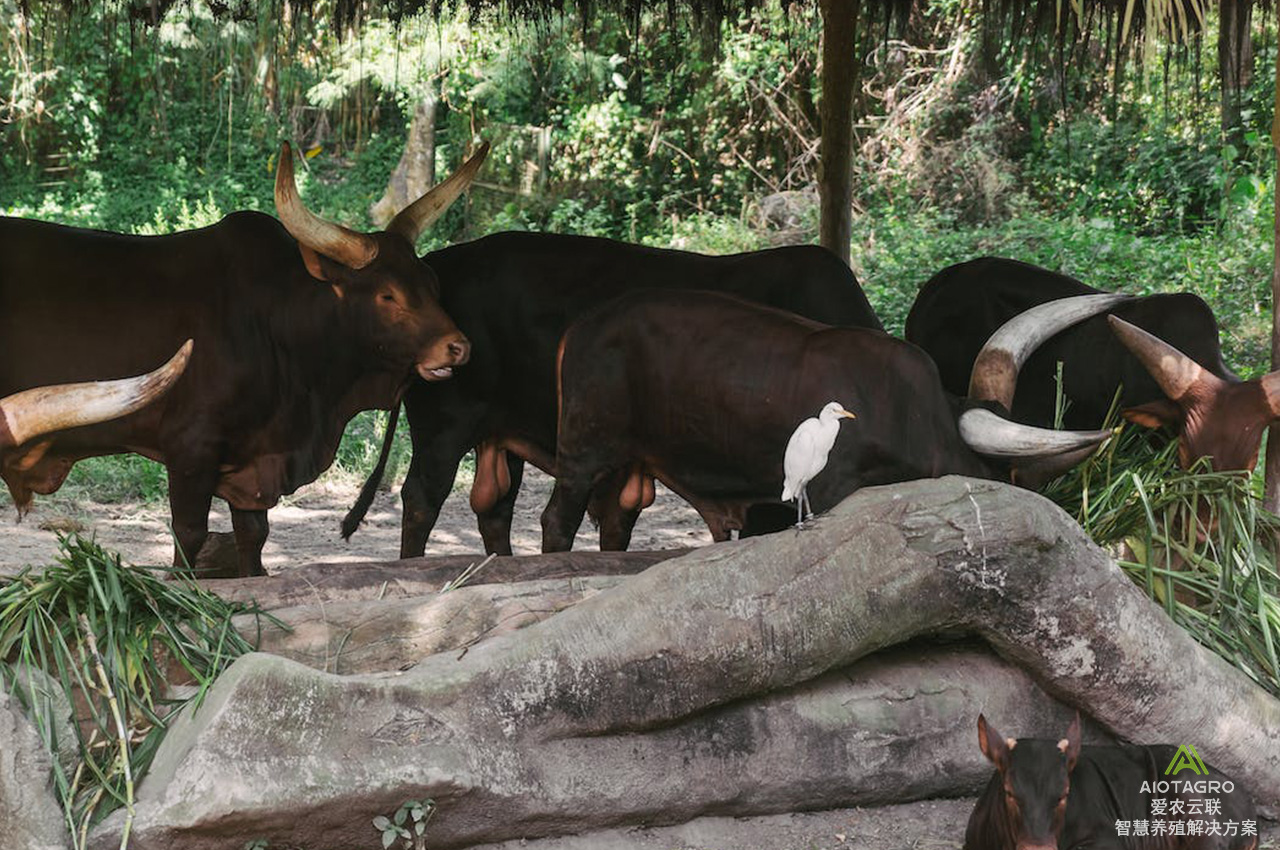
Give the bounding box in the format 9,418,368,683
1042,420,1280,697
0,535,270,849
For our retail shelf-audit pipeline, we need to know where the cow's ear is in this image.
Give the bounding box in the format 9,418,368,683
977,714,1009,770
1122,399,1183,430
1058,712,1082,772
298,244,330,282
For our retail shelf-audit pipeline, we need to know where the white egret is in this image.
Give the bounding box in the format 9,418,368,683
781,401,856,527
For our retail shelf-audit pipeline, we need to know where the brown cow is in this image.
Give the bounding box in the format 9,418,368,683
0,143,485,576
906,257,1277,473
966,714,1258,850
541,290,1120,550
341,233,886,557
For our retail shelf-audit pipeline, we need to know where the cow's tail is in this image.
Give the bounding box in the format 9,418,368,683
341,402,401,540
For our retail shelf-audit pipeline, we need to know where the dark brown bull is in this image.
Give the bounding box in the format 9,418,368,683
906,257,1279,473
541,289,1119,551
341,233,886,556
0,143,486,576
966,714,1258,850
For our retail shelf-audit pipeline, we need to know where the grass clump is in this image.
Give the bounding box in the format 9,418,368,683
1041,423,1280,698
0,535,265,848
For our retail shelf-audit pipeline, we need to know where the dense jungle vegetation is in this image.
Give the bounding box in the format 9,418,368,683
1,0,1278,495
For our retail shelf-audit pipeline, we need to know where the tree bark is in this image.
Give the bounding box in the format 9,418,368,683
1218,0,1253,146
818,0,858,265
237,575,630,674
1264,22,1280,512
369,97,438,228
93,478,1280,850
203,549,682,609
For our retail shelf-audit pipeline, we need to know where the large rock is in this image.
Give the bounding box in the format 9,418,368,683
100,644,1097,850
0,679,70,850
92,477,1280,848
468,799,977,850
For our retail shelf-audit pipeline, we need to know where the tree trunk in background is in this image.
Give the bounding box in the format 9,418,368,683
818,0,858,266
369,97,438,228
1264,25,1280,514
1218,0,1254,146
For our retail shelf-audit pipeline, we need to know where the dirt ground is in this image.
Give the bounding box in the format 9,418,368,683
0,467,713,571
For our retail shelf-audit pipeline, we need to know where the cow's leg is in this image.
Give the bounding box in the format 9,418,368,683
230,507,269,578
594,500,641,551
167,465,217,569
475,454,524,555
589,469,641,551
541,476,594,553
400,400,486,559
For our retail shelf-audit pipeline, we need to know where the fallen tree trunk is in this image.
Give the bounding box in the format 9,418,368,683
102,644,1103,850
241,576,627,674
94,477,1280,850
205,549,682,609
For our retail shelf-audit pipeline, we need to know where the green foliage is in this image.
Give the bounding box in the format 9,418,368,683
642,210,768,253
62,456,171,504
1041,425,1280,698
333,409,413,486
374,798,435,850
0,536,266,846
850,211,1273,375
1022,113,1259,234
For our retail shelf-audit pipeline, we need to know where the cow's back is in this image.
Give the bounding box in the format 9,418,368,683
557,289,827,492
0,213,296,395
430,231,880,328
424,232,881,449
905,257,1098,400
558,289,980,511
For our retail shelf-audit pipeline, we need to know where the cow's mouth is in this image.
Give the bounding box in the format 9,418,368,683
418,363,455,381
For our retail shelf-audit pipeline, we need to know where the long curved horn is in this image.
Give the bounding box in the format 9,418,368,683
958,408,1113,460
1108,315,1225,403
968,293,1132,411
0,341,193,449
275,142,379,270
387,141,491,246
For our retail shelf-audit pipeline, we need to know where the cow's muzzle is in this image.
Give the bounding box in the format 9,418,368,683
417,333,471,381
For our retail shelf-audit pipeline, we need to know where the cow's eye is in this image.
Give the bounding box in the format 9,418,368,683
380,293,397,304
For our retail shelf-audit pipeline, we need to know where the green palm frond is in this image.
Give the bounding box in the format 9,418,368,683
0,536,270,847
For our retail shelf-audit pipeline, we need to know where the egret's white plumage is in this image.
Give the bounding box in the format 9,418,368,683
782,401,856,527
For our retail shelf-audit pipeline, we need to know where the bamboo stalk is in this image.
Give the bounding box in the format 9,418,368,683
78,613,135,849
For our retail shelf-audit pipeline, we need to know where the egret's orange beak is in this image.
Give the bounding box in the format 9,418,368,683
839,409,857,419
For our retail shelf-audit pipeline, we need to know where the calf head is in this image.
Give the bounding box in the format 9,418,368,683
977,713,1081,850
274,142,489,382
1109,316,1279,472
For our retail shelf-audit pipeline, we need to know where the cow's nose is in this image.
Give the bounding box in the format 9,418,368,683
448,338,470,364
